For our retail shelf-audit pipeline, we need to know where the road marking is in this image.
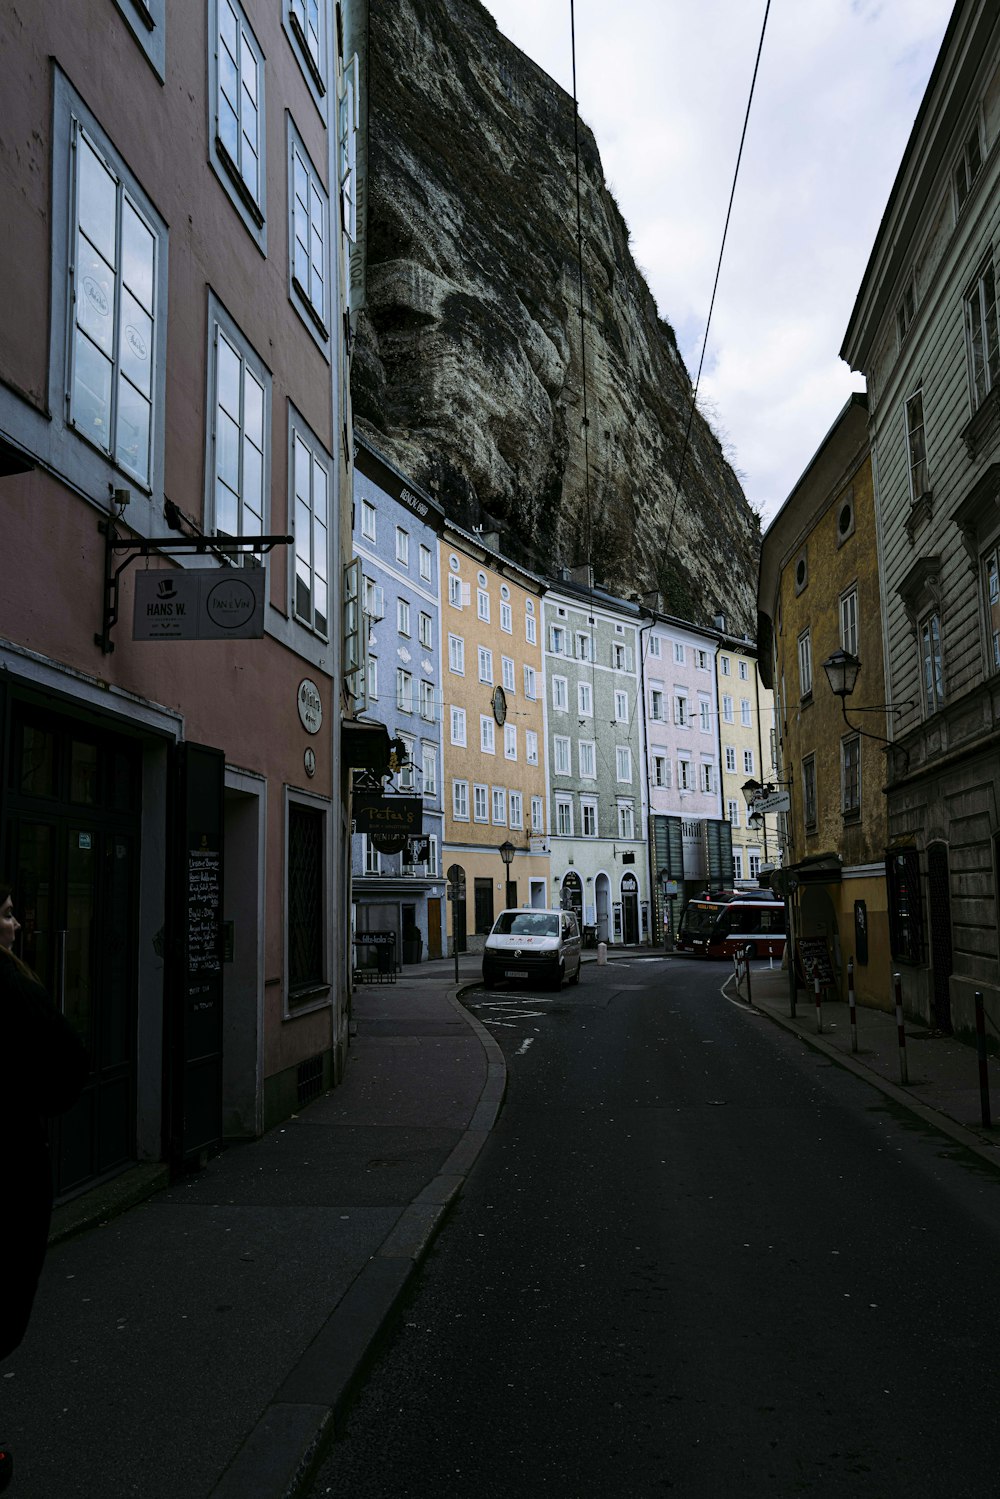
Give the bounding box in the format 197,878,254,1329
516,1037,535,1055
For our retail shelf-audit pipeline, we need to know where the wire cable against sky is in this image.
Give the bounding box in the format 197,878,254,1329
664,0,771,562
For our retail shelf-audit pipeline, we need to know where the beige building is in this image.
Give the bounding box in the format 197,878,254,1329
714,629,780,889
440,525,550,950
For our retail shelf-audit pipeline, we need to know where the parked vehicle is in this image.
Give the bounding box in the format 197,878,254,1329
482,908,582,990
677,894,786,959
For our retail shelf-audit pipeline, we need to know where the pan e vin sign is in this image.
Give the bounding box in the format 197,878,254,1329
134,570,265,641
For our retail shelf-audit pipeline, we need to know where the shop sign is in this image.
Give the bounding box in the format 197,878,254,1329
134,570,265,641
297,679,323,734
352,794,423,835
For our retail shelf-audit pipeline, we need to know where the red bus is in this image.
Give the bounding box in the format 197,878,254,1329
677,895,786,959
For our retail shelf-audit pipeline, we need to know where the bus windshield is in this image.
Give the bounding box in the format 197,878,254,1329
680,901,725,935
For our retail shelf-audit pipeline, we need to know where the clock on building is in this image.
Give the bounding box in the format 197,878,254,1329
492,684,507,726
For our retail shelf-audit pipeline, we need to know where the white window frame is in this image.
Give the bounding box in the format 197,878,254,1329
650,688,664,722
504,722,517,760
418,611,433,649
473,783,489,823
649,636,662,659
722,694,734,724
738,660,749,681
290,414,330,639
395,527,410,565
550,624,567,655
678,758,691,792
579,740,596,779
725,746,736,772
422,746,437,797
397,597,411,636
581,800,598,837
450,706,466,746
492,787,507,826
674,695,688,728
553,736,571,775
616,745,632,782
728,798,740,827
700,762,714,793
396,668,412,714
743,749,755,775
720,655,731,676
617,801,635,839
509,791,523,829
287,119,330,348
614,689,629,722
361,500,376,541
448,634,465,675
206,297,271,561
578,681,593,717
478,588,491,623
954,116,984,215
481,715,496,754
740,699,752,728
526,730,539,766
555,797,573,837
284,0,327,105
502,656,516,693
699,699,711,733
797,631,813,699
526,613,537,645
524,665,537,699
531,796,544,833
418,679,435,721
210,0,266,248
552,676,569,712
674,641,685,664
840,586,858,657
478,646,494,684
500,601,513,634
419,543,432,582
452,779,469,821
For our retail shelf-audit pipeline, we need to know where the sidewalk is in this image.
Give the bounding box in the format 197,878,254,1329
4,956,501,1499
727,959,1000,1167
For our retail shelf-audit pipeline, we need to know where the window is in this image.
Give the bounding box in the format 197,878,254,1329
526,612,537,645
920,611,944,713
740,699,752,728
504,723,517,760
291,421,330,637
361,500,376,540
612,642,633,671
288,123,329,342
954,119,983,214
473,784,489,822
550,625,567,654
396,669,412,713
453,779,469,819
581,802,597,837
362,833,380,876
616,746,632,782
650,688,664,721
419,543,432,581
398,738,415,790
696,648,708,670
526,730,539,765
552,676,569,711
478,647,494,684
725,746,736,772
478,589,491,622
448,635,465,674
285,0,326,99
555,798,573,836
509,791,523,829
502,656,515,692
115,0,166,76
64,112,164,490
965,256,999,411
524,665,537,699
397,598,411,636
802,755,817,831
896,273,916,344
984,543,1000,672
448,574,463,608
722,694,734,724
842,735,861,817
367,657,378,701
395,527,409,565
748,851,761,879
211,0,266,245
674,641,685,664
576,633,593,662
450,706,466,746
699,700,711,733
554,736,571,775
728,798,740,827
674,695,688,728
617,801,635,838
419,680,435,721
500,601,513,634
700,762,714,793
653,754,670,788
906,386,929,501
678,758,691,792
578,681,593,716
720,655,731,676
492,787,507,825
338,51,359,243
887,847,924,962
422,746,437,797
614,689,629,722
208,304,269,560
287,799,326,1007
743,750,754,775
797,631,813,698
481,716,496,754
579,740,596,779
841,587,858,657
738,660,749,681
419,611,433,649
733,849,744,881
531,796,544,833
649,636,662,659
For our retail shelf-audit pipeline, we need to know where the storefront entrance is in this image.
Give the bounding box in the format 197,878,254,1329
3,704,140,1197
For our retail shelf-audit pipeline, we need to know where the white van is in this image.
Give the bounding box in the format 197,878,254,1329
482,908,583,990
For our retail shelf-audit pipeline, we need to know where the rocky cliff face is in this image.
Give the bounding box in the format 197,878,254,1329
353,0,760,632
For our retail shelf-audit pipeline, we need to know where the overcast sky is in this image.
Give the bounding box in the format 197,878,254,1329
478,0,953,524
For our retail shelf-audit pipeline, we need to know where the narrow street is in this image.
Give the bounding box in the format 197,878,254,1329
308,957,1000,1498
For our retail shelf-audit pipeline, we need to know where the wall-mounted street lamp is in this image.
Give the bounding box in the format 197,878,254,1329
499,839,517,909
820,649,910,770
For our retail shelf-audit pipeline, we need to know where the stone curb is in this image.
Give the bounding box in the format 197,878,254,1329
207,983,508,1499
728,973,1000,1174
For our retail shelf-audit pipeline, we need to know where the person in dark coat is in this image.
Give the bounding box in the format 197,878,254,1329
0,882,90,1492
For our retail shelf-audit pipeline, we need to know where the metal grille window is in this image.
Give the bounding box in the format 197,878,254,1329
69,125,158,486
288,803,325,1004
802,755,817,831
292,426,329,637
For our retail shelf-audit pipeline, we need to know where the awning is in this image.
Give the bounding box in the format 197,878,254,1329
342,718,391,774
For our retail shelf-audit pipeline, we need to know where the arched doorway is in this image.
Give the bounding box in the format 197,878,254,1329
621,872,639,945
595,873,611,942
561,870,583,926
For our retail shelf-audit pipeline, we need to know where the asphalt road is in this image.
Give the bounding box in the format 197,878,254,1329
307,957,1000,1498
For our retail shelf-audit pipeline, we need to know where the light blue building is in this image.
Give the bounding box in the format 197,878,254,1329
351,438,446,963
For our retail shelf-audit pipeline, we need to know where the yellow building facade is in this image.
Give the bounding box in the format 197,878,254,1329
758,395,892,1009
440,524,550,951
714,633,780,886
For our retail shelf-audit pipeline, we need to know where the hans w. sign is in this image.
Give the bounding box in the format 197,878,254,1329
134,570,265,641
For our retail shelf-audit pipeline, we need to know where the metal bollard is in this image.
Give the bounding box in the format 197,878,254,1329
975,991,991,1128
847,956,858,1054
744,945,754,1007
597,941,607,967
814,974,823,1034
893,971,908,1085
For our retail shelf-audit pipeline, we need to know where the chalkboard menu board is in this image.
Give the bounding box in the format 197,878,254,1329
188,845,222,975
797,936,835,987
